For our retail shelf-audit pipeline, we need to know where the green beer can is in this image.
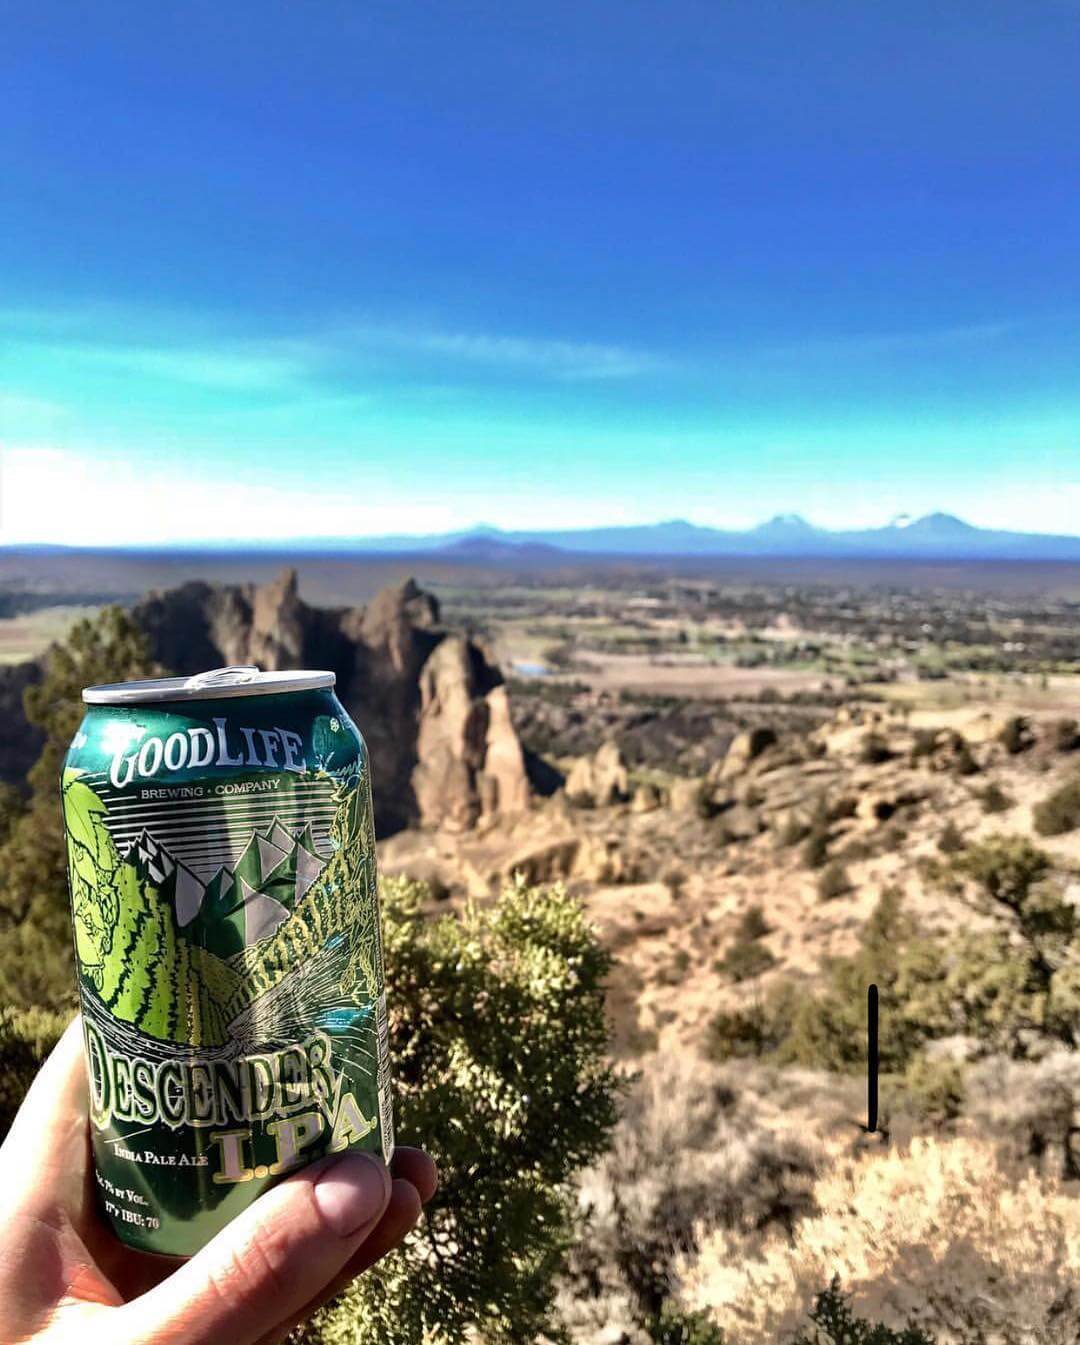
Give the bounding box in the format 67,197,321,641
60,665,393,1256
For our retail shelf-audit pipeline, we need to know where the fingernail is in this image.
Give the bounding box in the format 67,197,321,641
314,1153,391,1236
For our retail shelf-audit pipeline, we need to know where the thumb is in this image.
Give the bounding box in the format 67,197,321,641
122,1152,391,1345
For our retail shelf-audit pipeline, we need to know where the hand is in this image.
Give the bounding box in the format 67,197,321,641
0,1018,437,1345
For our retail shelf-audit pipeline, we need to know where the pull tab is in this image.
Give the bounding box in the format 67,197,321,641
183,665,262,690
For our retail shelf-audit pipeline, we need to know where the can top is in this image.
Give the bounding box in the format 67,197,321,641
82,665,336,705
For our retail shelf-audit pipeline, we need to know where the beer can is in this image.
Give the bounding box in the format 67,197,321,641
60,665,393,1256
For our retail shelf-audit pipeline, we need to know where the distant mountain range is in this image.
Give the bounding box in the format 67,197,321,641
270,513,1080,561
9,512,1080,561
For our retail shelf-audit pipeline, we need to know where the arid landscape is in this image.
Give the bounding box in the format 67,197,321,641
2,549,1080,1342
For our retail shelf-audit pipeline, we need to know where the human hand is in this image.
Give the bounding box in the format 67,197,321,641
0,1018,437,1345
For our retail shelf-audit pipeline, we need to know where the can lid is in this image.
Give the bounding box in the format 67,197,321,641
82,665,336,704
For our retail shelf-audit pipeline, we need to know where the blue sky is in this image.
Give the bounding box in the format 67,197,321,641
2,0,1079,544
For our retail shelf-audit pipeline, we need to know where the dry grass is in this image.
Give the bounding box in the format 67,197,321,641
680,1135,1080,1344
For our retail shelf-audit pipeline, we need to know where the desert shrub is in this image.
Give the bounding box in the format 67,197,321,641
707,997,790,1062
999,714,1034,754
802,827,829,870
950,737,980,777
976,781,1013,813
790,1279,936,1345
714,854,1080,1072
737,905,771,941
859,733,892,765
0,1005,69,1139
681,1136,1080,1344
1052,717,1080,752
0,607,157,1006
646,1305,726,1345
1033,774,1080,836
909,729,938,762
952,834,1053,916
708,889,935,1073
967,1051,1080,1179
303,876,620,1345
936,820,965,855
718,940,777,983
901,1055,965,1127
560,1058,817,1341
817,861,851,901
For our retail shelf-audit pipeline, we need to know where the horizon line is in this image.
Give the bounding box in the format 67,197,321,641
5,508,1080,552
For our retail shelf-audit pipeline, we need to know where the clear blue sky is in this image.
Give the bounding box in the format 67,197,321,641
2,1,1079,544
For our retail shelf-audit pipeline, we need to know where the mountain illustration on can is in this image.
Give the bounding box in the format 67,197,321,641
60,665,393,1256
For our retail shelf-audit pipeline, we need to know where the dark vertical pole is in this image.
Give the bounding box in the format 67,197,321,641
867,983,879,1134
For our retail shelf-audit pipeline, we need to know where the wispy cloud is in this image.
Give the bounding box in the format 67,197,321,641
339,321,670,381
0,304,670,401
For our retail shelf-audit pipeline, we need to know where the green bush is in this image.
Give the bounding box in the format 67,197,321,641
0,1005,69,1139
1033,775,1080,836
952,835,1053,922
302,876,620,1345
951,737,980,777
817,861,851,901
646,1305,726,1345
717,940,776,983
791,1278,936,1345
936,820,966,855
802,827,829,870
998,715,1034,755
902,1055,966,1127
1052,718,1080,752
0,607,157,1007
976,782,1013,814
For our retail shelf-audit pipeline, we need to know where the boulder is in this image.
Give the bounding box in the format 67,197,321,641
668,777,705,813
716,727,777,780
631,782,662,813
501,834,580,886
566,741,629,806
717,803,763,840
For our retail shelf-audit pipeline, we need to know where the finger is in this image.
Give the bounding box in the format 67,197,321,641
123,1152,392,1345
257,1178,424,1345
390,1147,438,1205
339,1178,423,1277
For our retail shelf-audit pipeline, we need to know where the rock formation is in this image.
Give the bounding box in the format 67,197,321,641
132,570,529,836
565,741,630,807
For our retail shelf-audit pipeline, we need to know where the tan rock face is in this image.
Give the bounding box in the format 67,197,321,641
566,740,630,806
668,777,705,812
413,637,529,831
717,726,778,780
133,570,529,836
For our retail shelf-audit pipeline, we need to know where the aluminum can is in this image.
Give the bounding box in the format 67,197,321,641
60,665,393,1255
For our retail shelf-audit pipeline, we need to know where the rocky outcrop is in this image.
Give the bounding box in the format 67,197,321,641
413,636,530,831
566,741,630,807
132,570,529,836
716,726,777,780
